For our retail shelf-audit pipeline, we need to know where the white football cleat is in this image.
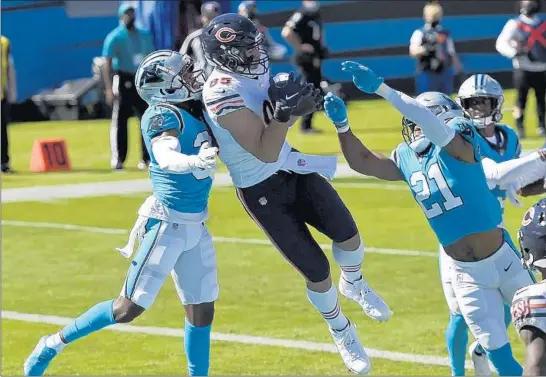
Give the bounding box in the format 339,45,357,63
469,341,492,376
330,322,371,375
339,277,392,322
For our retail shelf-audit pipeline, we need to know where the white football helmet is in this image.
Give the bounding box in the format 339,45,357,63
402,91,465,153
135,50,205,104
456,74,504,128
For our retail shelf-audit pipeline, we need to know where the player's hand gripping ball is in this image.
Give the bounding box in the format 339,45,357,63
268,72,302,122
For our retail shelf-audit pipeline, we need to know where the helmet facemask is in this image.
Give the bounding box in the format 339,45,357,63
459,95,503,128
138,52,205,104
215,32,269,77
169,57,206,96
402,118,431,153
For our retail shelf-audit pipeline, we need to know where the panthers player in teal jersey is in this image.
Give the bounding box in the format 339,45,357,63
23,51,218,376
440,74,521,376
323,61,546,376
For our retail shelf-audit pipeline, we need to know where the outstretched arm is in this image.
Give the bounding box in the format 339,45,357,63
482,150,546,190
342,61,475,163
323,93,403,181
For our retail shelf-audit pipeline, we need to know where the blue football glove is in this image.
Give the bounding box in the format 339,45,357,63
342,61,384,94
324,92,349,133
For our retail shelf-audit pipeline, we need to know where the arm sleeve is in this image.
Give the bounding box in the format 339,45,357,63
482,152,546,189
151,136,196,173
376,84,455,147
144,31,155,54
285,12,302,30
409,29,423,48
496,19,518,59
102,33,115,58
447,37,456,56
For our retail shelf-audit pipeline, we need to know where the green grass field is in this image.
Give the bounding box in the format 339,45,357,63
1,89,545,375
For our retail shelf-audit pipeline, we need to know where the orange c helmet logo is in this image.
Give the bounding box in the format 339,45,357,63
215,27,239,43
522,206,535,227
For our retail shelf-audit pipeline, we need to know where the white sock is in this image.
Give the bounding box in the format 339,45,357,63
306,284,350,331
45,333,66,352
332,240,364,283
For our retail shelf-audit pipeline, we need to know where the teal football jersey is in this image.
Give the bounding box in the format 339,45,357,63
393,118,502,246
477,124,521,212
141,103,213,214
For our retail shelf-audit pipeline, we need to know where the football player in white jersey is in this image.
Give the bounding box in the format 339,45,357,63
199,13,392,375
512,198,546,376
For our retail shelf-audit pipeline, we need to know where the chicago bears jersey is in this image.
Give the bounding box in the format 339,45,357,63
478,123,521,211
202,68,291,188
512,280,546,335
392,120,502,246
141,103,213,214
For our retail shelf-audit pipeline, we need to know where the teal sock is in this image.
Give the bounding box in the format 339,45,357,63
60,299,116,343
184,318,211,376
445,314,468,376
486,343,523,376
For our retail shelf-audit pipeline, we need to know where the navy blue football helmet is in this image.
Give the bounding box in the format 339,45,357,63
518,198,546,270
200,13,269,76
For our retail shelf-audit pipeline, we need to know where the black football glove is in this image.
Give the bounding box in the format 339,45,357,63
292,83,323,116
268,72,302,123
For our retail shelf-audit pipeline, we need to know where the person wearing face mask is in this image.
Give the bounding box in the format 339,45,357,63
409,1,462,95
496,0,546,139
238,1,287,61
282,0,327,134
102,4,155,170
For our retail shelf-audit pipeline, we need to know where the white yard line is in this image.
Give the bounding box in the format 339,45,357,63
1,220,437,258
1,164,363,203
1,150,537,203
1,310,469,370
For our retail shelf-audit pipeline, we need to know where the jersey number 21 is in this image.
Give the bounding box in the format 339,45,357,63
410,163,463,219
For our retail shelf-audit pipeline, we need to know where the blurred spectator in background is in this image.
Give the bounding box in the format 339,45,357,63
179,0,202,51
238,1,287,61
496,0,546,139
148,0,180,50
102,3,154,170
409,1,462,95
180,1,221,78
1,35,16,174
282,1,326,134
